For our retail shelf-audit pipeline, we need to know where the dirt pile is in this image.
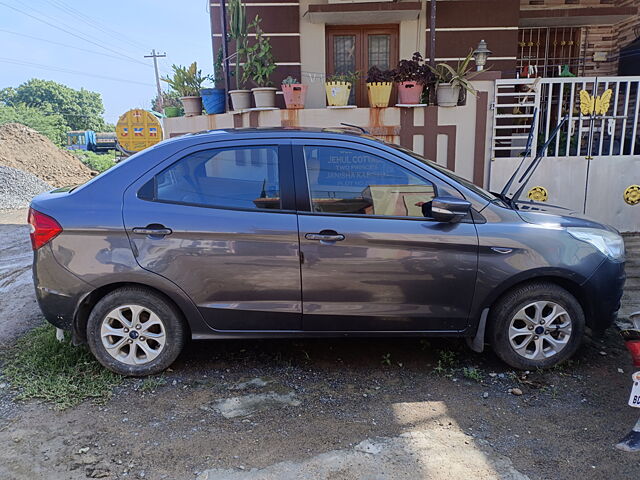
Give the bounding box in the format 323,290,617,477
0,123,94,187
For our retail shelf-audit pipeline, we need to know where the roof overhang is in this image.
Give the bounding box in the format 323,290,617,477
520,6,638,27
305,2,421,25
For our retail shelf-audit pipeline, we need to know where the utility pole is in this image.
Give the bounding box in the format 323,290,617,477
145,49,167,110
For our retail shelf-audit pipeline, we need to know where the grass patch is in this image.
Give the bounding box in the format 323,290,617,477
72,150,117,173
2,325,122,409
139,375,167,393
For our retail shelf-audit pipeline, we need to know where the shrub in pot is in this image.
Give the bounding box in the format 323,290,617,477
161,62,209,116
282,76,307,109
428,50,479,107
153,91,184,117
201,48,226,114
366,66,393,108
243,15,277,109
393,52,432,105
325,71,358,107
228,0,251,110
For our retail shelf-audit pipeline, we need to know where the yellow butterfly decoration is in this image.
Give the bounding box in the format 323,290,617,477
579,88,612,116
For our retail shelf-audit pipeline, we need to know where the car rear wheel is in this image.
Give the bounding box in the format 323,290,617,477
488,282,585,370
86,287,186,376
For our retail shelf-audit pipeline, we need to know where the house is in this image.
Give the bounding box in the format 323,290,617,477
209,0,640,108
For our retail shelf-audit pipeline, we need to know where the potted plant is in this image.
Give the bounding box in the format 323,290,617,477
325,71,358,107
228,0,251,110
282,76,307,109
393,52,432,105
429,50,479,107
366,66,393,108
161,62,209,116
153,91,183,117
242,15,277,108
200,48,226,115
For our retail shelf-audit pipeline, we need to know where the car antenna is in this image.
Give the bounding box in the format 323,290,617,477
499,107,537,200
509,115,569,206
340,123,369,134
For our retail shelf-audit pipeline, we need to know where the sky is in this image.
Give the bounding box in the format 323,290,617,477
0,0,214,124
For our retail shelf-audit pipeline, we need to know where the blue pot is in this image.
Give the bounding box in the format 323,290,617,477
200,88,226,114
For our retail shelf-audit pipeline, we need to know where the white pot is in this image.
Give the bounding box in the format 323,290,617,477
229,90,251,111
180,96,203,116
436,83,461,107
251,87,277,108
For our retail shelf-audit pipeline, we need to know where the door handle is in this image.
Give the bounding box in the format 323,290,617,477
132,226,172,236
305,232,345,242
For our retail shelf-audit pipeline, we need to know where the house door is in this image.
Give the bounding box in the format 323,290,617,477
326,25,399,107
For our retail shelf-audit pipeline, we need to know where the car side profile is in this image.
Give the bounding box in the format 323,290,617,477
30,128,626,375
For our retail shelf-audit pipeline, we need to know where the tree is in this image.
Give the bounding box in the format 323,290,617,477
0,79,107,131
0,104,68,146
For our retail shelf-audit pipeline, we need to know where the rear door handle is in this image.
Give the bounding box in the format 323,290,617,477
132,227,172,236
305,232,345,242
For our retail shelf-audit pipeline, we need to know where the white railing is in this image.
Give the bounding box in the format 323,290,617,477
492,76,640,160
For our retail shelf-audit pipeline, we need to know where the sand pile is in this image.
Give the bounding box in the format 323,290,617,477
0,123,94,188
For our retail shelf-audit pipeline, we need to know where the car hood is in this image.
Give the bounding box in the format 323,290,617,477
514,201,617,232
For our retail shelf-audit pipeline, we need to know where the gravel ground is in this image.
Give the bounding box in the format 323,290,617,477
0,209,639,480
0,166,51,211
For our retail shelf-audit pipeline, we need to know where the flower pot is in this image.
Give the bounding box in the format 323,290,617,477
397,81,423,105
436,83,461,107
163,106,181,118
229,89,251,111
325,82,352,107
180,96,203,117
200,88,226,114
252,87,277,108
282,84,307,109
367,82,392,108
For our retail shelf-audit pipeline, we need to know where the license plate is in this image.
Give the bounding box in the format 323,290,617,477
629,372,640,408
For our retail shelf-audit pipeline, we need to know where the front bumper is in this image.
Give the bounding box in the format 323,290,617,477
581,258,626,332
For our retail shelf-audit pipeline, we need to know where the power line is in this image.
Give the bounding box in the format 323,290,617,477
0,1,150,67
0,29,154,67
0,57,155,86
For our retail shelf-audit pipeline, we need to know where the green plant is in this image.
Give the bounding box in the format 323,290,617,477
326,71,360,84
393,52,432,84
282,76,299,85
381,353,392,366
2,325,122,409
242,15,276,87
139,375,167,393
214,47,225,88
0,104,68,146
428,49,480,95
72,150,116,173
161,62,210,97
462,367,483,382
228,0,248,89
152,90,184,115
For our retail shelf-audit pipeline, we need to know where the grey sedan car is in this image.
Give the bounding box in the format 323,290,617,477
30,128,625,375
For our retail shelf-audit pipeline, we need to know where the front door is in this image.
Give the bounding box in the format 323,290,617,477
295,141,478,332
326,25,399,107
123,140,302,331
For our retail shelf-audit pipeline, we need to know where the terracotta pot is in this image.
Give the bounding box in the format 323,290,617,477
252,87,278,108
325,82,351,107
367,82,392,108
229,89,251,111
180,96,203,117
397,81,424,105
282,84,307,109
436,83,461,107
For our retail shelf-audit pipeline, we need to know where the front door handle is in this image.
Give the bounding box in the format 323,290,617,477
132,226,172,236
305,232,345,242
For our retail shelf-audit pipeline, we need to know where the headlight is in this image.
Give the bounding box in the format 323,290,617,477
567,227,625,261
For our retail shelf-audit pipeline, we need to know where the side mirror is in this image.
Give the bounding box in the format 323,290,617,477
431,196,472,223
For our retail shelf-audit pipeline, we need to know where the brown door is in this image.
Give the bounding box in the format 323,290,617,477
326,25,399,107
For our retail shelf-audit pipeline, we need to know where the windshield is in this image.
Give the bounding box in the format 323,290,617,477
390,144,509,207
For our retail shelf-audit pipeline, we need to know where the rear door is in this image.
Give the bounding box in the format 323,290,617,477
294,140,479,332
123,139,302,331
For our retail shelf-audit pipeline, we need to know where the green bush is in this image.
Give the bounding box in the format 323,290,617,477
73,150,117,173
0,104,68,146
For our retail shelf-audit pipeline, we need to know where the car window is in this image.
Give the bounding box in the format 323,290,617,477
303,145,436,218
153,146,281,210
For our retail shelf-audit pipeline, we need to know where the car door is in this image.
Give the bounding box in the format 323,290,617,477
294,140,478,332
123,139,302,331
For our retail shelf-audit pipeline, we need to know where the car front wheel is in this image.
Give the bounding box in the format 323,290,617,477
86,287,186,376
488,282,585,370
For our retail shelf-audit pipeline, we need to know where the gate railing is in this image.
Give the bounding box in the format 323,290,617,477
492,76,640,160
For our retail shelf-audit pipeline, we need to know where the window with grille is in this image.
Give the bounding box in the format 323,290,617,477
517,27,583,78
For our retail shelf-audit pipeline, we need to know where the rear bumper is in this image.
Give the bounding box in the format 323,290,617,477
581,258,625,332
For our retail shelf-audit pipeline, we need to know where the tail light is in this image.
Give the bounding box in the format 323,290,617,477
28,208,62,250
625,340,640,368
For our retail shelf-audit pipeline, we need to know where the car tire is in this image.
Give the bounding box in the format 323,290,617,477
488,282,585,370
86,287,186,376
